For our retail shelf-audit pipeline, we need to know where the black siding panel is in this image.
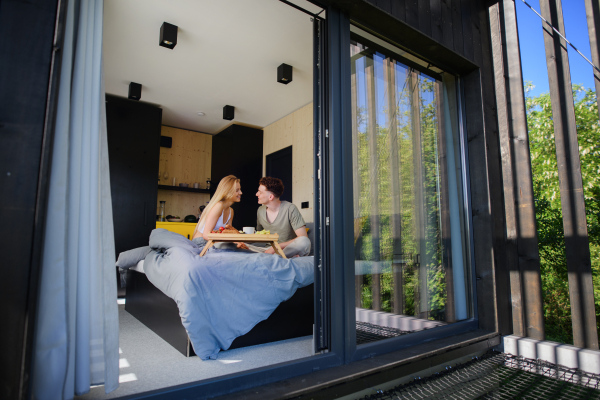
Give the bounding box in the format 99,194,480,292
0,0,59,397
419,0,433,37
405,0,420,29
431,0,444,43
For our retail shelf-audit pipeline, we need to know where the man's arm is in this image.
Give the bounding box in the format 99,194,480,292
264,226,307,253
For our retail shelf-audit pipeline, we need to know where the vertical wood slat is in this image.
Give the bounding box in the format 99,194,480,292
459,0,474,61
350,49,363,308
489,2,520,336
469,0,512,334
405,0,419,30
539,0,599,349
440,0,455,51
410,70,427,318
430,0,443,43
385,58,404,315
490,0,545,339
374,0,392,14
366,56,382,311
418,0,432,37
584,0,600,121
436,81,455,323
462,67,499,332
475,0,515,337
450,0,464,56
465,0,506,333
392,0,406,23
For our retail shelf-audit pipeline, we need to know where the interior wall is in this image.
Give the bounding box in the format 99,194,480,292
263,102,314,223
157,126,211,219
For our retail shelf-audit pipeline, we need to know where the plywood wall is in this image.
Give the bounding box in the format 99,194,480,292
263,102,314,223
157,126,212,218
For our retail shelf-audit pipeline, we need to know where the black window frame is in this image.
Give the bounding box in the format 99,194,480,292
336,23,480,364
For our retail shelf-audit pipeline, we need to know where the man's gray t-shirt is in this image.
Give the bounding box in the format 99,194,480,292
257,201,306,243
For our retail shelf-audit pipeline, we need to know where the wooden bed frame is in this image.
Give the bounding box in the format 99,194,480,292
125,269,314,357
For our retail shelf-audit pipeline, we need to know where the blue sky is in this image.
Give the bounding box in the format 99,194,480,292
515,0,596,97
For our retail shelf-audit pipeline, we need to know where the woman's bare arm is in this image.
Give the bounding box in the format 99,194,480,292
201,202,225,240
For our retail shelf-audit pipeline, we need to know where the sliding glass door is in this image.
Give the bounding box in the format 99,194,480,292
350,35,472,344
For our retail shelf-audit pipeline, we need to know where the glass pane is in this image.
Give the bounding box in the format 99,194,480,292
351,38,471,345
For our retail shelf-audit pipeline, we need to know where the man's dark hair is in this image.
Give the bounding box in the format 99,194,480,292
259,176,284,198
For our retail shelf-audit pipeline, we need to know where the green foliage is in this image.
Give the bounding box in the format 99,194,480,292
525,82,600,344
354,68,446,320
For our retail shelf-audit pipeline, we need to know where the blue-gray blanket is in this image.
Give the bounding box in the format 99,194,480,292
143,229,314,360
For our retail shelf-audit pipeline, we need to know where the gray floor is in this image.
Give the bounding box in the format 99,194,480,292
77,304,313,399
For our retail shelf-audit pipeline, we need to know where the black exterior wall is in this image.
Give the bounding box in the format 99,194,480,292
0,0,63,398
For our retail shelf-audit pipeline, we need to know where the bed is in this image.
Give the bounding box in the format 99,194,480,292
121,229,315,359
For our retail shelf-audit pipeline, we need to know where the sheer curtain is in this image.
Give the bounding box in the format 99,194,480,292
32,0,119,398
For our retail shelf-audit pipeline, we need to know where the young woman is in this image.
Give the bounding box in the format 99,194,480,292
192,175,242,241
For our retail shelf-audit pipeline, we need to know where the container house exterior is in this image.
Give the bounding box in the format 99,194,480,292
1,0,597,398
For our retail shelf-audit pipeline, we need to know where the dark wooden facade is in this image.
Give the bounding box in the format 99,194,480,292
2,0,598,399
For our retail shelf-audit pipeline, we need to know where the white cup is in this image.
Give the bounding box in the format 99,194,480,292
243,227,255,235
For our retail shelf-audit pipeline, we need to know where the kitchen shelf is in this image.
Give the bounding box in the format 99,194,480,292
158,184,211,194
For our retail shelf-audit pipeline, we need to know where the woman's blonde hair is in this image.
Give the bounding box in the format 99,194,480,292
193,175,240,236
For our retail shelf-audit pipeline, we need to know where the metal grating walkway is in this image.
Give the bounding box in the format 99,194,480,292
354,351,600,399
356,321,412,345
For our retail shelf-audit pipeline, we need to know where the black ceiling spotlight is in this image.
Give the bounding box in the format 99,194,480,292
128,82,142,100
277,63,293,84
159,22,178,49
223,105,235,121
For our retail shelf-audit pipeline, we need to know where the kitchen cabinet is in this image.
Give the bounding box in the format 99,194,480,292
156,221,197,239
211,124,263,229
106,95,161,295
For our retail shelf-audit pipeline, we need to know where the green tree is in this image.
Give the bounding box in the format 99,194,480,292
526,83,600,344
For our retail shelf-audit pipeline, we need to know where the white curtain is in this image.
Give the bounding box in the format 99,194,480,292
32,0,119,398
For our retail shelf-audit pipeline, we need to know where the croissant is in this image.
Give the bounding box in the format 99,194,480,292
221,224,239,234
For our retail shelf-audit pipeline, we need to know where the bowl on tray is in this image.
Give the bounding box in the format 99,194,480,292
166,217,182,222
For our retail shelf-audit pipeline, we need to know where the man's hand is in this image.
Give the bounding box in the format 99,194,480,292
235,242,249,250
264,247,275,254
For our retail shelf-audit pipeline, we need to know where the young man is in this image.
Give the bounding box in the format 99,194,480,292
254,177,311,257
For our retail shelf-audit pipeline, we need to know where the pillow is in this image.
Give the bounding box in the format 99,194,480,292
116,246,152,269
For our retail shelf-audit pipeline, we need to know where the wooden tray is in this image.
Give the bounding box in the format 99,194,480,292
204,233,279,242
201,233,286,258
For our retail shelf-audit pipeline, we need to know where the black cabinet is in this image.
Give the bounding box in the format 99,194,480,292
211,124,263,229
106,94,161,262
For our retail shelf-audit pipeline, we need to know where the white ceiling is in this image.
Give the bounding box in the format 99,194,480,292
103,0,321,134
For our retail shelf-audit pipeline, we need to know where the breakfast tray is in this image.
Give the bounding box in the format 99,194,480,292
200,233,286,258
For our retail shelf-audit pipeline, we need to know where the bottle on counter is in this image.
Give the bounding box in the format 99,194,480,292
159,201,166,222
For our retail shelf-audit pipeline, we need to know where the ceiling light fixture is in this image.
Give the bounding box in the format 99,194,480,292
277,63,293,84
128,82,142,100
159,22,178,49
223,105,235,121
197,112,205,116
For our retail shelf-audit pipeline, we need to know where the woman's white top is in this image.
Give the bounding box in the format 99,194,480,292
198,209,231,234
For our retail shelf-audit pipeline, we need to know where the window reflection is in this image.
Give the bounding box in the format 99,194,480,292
351,39,471,344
